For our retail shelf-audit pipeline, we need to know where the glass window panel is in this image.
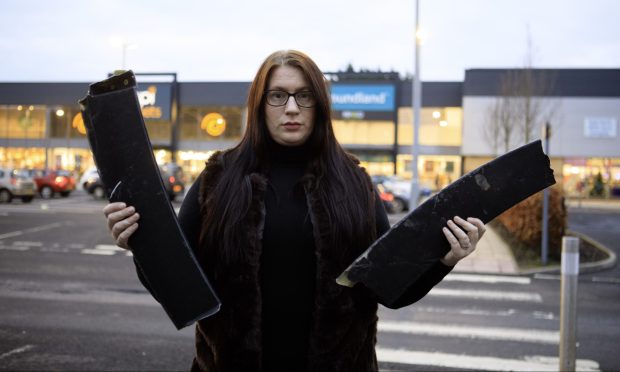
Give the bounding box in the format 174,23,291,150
1,105,46,139
396,154,462,191
397,107,462,146
50,106,87,139
332,120,394,145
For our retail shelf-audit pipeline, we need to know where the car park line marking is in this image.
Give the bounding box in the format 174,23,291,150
375,348,600,372
0,344,35,360
444,273,530,284
592,276,620,284
0,287,157,307
81,244,127,256
0,231,23,240
0,241,133,256
378,320,559,344
81,249,116,255
94,244,124,251
0,202,102,215
97,244,133,256
536,273,620,284
533,311,555,320
533,273,561,280
0,222,63,240
41,247,69,253
13,241,43,247
27,222,63,232
0,245,29,251
429,288,543,302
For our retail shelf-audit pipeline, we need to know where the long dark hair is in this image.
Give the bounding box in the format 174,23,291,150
204,50,375,262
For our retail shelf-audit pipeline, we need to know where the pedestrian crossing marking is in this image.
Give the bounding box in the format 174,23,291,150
376,348,600,372
429,288,542,302
378,320,558,344
444,273,530,284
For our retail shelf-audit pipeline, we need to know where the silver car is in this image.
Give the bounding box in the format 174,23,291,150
0,168,36,203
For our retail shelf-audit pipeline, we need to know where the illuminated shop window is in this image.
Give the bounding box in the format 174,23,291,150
0,105,46,139
332,120,394,145
397,107,462,146
396,154,462,191
50,106,87,138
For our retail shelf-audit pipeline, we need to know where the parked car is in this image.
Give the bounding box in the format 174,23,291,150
27,169,76,198
0,168,35,203
371,175,432,213
81,165,186,201
159,162,186,201
80,167,106,199
374,182,397,213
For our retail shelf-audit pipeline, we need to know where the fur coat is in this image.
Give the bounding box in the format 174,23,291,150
190,151,380,372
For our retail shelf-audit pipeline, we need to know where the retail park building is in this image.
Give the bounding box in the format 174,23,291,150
0,68,618,197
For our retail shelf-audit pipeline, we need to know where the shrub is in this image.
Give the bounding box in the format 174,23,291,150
495,186,567,261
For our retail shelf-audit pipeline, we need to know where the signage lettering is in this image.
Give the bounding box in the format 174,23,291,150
136,83,172,120
331,85,395,111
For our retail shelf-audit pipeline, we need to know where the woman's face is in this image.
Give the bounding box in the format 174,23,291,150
264,65,316,146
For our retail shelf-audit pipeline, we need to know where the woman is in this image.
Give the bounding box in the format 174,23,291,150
104,50,485,372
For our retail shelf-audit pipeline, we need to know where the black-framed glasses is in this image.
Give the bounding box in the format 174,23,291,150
264,90,316,108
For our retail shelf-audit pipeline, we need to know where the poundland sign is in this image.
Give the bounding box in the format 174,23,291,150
331,85,395,111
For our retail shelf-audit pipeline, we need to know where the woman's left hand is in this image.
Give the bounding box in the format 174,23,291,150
440,216,486,266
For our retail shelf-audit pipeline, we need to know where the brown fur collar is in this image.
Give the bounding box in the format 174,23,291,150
192,151,379,372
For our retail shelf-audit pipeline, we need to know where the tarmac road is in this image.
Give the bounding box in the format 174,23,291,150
0,194,619,370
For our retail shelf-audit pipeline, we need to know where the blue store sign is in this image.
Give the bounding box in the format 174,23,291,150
331,85,395,111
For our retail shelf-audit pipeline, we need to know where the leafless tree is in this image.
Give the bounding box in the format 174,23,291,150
483,32,560,153
483,103,502,155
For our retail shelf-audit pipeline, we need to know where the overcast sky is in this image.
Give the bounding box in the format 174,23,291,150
1,0,618,82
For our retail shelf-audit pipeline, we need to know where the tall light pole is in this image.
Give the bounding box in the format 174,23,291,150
541,122,551,265
109,37,137,70
122,43,137,70
410,0,422,208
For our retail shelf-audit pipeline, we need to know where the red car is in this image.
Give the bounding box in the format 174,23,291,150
30,169,76,198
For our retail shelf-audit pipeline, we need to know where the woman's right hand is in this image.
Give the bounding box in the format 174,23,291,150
103,202,140,250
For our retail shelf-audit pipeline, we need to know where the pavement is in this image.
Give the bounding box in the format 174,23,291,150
389,198,620,275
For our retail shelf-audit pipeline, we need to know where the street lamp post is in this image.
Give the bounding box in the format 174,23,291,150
541,122,551,265
410,0,422,208
122,43,137,70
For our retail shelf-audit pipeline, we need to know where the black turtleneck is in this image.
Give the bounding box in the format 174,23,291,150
260,141,316,370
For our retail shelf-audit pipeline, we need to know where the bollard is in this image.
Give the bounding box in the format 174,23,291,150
559,236,579,371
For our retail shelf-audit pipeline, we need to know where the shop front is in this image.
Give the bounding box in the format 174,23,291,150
563,157,620,198
330,83,398,175
0,104,94,176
